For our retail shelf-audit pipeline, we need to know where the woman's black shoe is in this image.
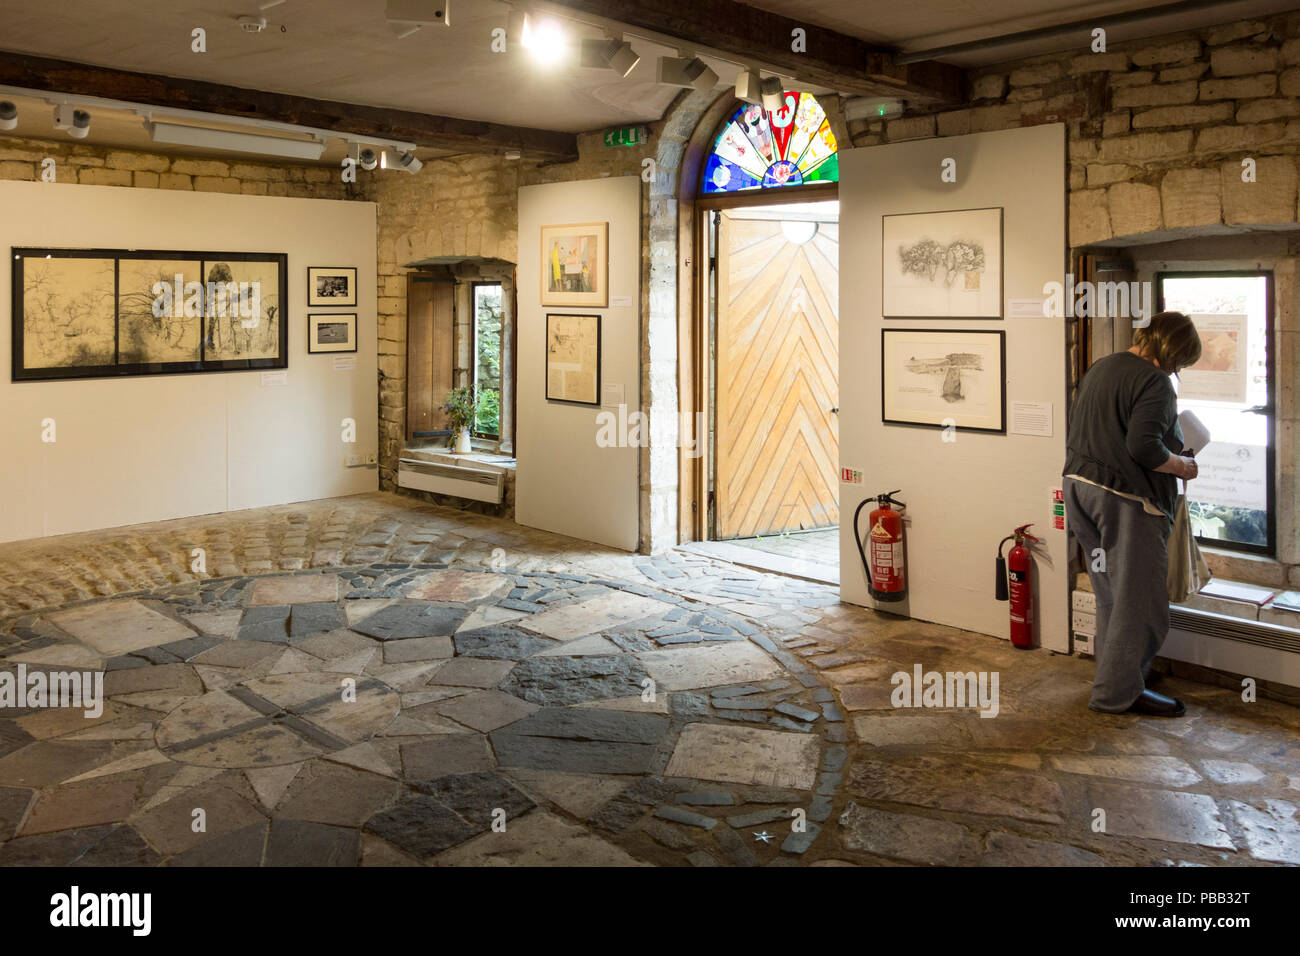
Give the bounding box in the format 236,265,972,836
1127,689,1186,717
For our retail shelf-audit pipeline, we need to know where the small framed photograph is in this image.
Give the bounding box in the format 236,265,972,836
545,312,601,405
308,313,357,353
307,266,357,307
881,328,1006,433
541,222,608,308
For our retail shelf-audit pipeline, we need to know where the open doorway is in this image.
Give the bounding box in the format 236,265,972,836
695,199,840,584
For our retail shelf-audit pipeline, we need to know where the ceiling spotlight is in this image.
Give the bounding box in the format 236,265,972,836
382,149,422,174
0,101,16,131
522,17,567,65
760,76,785,113
350,143,379,171
734,70,762,105
53,104,90,139
581,37,639,77
657,56,719,90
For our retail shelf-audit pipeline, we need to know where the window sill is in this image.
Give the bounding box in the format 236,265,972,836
1200,546,1290,590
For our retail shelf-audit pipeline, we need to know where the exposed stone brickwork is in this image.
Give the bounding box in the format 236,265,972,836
850,12,1300,248
0,138,356,200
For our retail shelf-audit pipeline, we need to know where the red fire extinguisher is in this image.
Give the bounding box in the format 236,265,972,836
995,524,1038,649
853,490,906,603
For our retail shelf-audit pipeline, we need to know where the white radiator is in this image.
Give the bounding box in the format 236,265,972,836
398,458,505,504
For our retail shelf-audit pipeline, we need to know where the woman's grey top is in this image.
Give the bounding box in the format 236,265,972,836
1063,351,1184,522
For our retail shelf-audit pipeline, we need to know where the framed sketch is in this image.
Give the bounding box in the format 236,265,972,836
308,313,357,353
545,312,601,405
541,222,608,308
882,207,1003,318
307,266,357,307
12,248,288,382
881,328,1006,433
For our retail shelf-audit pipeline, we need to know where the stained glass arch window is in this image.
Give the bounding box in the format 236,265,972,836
701,92,839,194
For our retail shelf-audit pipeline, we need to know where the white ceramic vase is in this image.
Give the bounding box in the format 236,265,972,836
454,427,472,454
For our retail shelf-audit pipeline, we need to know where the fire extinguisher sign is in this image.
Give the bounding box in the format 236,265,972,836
1050,487,1065,530
841,467,863,484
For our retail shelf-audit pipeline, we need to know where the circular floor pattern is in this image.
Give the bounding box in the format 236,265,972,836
0,561,848,866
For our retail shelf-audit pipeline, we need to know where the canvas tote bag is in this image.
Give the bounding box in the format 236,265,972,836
1167,489,1211,603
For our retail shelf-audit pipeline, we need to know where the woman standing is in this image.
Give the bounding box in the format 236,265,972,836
1063,311,1202,717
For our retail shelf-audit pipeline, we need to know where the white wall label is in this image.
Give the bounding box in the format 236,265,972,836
260,371,288,387
611,295,634,308
1050,486,1065,530
1009,298,1048,318
841,467,863,484
1009,401,1052,437
601,382,626,408
332,356,357,371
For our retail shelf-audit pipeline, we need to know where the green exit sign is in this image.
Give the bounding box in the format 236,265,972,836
603,126,647,148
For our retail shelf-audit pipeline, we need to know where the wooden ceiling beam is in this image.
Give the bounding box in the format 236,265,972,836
0,50,579,162
539,0,965,104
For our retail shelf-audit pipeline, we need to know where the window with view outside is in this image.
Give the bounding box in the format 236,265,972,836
1160,274,1273,553
473,284,502,437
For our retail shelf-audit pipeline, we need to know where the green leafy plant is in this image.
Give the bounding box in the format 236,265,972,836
442,385,484,436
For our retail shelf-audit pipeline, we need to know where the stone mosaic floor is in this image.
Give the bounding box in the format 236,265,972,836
0,492,1298,866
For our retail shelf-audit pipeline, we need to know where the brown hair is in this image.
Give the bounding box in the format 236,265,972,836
1133,310,1202,374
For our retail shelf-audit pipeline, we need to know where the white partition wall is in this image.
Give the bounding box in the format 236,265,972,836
0,180,378,544
838,124,1071,651
516,176,641,551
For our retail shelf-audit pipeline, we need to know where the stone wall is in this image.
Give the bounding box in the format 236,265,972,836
0,137,354,200
849,12,1300,248
362,131,659,544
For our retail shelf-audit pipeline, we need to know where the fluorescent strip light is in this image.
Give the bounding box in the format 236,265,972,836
146,121,326,160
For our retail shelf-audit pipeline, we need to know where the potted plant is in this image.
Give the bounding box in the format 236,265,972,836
442,385,482,454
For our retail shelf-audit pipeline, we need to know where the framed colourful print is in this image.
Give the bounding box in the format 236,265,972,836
545,312,601,405
307,266,357,307
540,223,607,308
308,313,357,353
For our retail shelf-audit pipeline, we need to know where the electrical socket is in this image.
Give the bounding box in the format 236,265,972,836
344,454,364,467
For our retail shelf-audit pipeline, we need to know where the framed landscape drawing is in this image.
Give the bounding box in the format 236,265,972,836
541,222,608,308
308,313,358,353
12,248,288,381
545,312,601,405
881,328,1006,433
882,207,1003,318
307,266,357,307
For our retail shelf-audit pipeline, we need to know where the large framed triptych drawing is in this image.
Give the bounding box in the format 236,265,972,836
540,222,608,308
881,328,1006,433
882,207,1003,319
545,312,601,406
12,248,288,382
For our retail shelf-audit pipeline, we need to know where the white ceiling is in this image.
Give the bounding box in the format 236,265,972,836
0,0,1292,150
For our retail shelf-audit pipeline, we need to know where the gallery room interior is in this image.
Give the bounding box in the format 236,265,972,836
1,0,1299,883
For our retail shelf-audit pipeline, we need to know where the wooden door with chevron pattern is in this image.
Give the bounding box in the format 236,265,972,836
715,210,839,539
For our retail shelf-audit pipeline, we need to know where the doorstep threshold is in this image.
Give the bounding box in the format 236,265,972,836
681,540,839,586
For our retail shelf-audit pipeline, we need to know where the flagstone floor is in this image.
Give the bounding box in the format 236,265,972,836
0,491,1297,866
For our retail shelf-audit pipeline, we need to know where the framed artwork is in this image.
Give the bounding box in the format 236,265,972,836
541,222,608,308
308,313,357,353
307,266,357,307
882,207,1003,318
545,312,601,405
881,328,1006,433
12,248,288,382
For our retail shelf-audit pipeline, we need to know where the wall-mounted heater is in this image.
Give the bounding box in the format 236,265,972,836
397,457,504,504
